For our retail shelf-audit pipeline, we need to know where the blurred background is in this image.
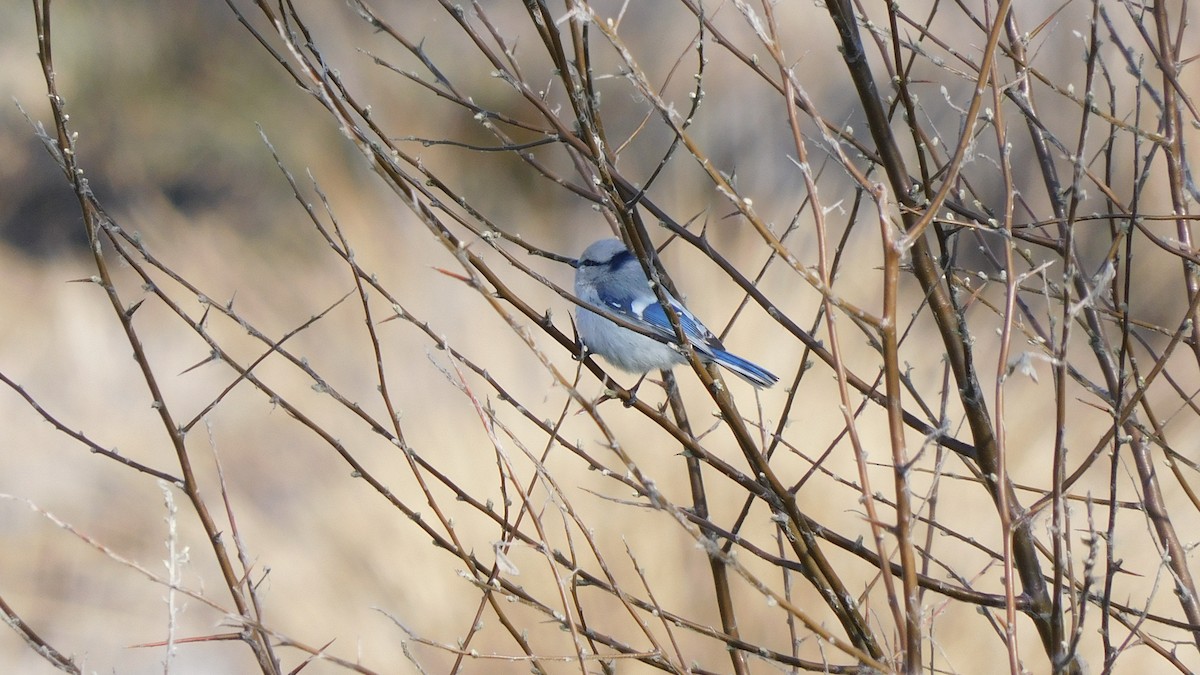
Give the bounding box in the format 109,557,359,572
3,1,1200,673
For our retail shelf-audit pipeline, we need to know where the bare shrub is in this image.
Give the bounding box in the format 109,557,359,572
5,1,1200,673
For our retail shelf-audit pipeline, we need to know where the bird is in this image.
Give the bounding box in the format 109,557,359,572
572,238,778,388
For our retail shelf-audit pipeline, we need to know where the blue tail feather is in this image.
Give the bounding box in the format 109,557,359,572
711,349,778,388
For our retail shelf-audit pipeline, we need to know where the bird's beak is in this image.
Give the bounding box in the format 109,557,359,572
566,257,580,268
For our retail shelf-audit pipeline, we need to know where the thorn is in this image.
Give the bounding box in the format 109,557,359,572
179,350,219,375
432,266,472,283
129,632,244,648
623,373,648,407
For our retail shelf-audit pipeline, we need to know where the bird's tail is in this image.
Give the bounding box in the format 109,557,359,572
711,349,778,388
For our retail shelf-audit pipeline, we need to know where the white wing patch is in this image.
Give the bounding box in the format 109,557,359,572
630,296,655,319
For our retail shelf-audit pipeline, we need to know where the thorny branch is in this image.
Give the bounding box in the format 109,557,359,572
10,1,1200,673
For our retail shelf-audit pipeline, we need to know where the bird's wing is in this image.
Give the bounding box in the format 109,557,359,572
635,295,723,353
644,299,778,387
593,277,725,352
596,282,778,387
592,285,660,333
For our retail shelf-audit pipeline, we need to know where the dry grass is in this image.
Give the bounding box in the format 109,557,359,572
4,1,1200,673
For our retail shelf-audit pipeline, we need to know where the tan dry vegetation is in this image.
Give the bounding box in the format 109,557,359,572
4,1,1200,674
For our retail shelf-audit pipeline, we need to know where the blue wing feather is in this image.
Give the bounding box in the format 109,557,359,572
639,299,719,349
593,283,700,343
589,262,779,388
593,283,637,315
644,299,779,387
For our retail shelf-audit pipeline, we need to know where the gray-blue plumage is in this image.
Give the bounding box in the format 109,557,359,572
573,239,778,388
